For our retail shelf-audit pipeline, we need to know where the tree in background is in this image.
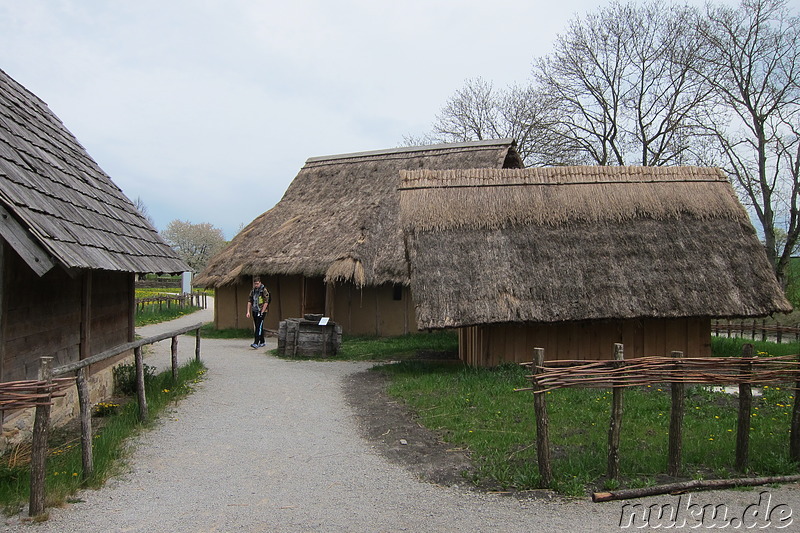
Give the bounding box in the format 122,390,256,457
698,0,800,287
133,196,156,228
162,220,227,273
536,0,713,166
412,0,800,287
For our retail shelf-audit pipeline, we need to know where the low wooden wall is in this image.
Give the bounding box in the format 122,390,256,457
459,317,712,367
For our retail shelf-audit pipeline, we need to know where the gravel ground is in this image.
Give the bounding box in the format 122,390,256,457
4,307,800,532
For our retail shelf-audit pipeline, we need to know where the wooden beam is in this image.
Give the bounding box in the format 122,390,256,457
0,204,54,277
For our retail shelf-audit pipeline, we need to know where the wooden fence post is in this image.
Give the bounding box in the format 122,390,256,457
171,336,179,382
195,328,201,362
668,351,685,477
531,347,552,487
29,356,53,517
134,346,149,423
790,352,800,462
736,343,754,472
607,343,624,481
76,367,94,480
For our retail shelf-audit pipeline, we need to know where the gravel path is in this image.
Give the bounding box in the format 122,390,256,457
4,306,800,531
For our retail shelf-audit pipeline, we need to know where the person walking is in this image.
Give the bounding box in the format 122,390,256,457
246,276,270,348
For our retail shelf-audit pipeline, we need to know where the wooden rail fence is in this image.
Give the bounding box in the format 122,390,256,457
0,322,203,517
519,343,800,497
135,292,208,313
712,319,800,343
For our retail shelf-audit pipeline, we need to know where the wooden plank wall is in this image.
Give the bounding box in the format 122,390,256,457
1,245,133,381
213,276,417,337
460,317,712,366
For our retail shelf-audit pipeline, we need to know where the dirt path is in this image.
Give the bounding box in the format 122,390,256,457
4,308,800,531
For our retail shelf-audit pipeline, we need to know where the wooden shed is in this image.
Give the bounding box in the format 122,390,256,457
195,140,523,336
399,166,792,366
0,68,187,446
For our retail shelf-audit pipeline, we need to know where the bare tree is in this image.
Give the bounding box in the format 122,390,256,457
534,0,711,166
132,196,156,228
161,220,227,273
406,77,565,165
698,0,800,286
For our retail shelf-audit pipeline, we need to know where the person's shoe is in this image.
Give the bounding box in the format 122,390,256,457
258,342,266,348
250,343,258,348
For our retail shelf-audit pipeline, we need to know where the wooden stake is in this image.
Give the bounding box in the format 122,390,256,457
76,368,94,480
171,336,178,382
667,351,684,477
532,348,552,487
29,357,53,517
195,328,201,362
134,346,148,423
736,343,754,472
607,343,624,481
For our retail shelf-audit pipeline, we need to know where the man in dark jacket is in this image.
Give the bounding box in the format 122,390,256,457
246,276,270,348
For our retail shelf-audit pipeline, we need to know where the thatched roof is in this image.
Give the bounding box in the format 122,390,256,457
0,68,187,275
399,166,792,329
195,140,522,288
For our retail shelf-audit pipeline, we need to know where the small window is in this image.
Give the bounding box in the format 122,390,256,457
392,284,403,301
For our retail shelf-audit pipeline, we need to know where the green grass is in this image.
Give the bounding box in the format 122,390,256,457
135,305,201,327
0,360,207,515
376,337,800,497
711,336,800,357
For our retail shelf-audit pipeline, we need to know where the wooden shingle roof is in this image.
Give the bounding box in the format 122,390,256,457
0,68,187,275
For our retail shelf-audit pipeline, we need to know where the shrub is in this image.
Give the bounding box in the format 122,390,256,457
112,362,156,396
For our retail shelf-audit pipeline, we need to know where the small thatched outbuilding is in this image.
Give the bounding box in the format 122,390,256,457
0,67,187,448
399,166,792,366
195,140,523,336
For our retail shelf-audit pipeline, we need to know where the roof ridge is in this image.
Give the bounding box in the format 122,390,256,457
305,139,515,164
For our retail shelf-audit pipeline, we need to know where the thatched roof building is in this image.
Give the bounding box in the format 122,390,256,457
196,140,522,335
399,166,791,364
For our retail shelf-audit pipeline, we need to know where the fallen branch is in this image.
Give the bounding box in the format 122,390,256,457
592,474,800,502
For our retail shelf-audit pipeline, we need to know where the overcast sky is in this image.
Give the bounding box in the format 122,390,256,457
0,0,731,239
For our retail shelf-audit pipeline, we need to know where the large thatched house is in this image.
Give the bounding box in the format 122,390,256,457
0,68,187,447
195,140,523,336
399,166,792,366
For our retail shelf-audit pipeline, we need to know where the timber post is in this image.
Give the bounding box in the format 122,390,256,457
607,343,624,481
171,336,179,382
134,346,149,423
667,351,685,477
76,367,94,480
531,347,552,487
195,328,201,362
29,356,53,517
736,343,755,472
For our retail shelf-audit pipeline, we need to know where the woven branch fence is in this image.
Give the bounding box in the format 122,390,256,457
0,378,75,411
518,344,800,492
